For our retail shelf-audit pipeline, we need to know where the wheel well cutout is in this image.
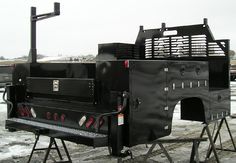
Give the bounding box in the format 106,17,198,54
180,97,205,122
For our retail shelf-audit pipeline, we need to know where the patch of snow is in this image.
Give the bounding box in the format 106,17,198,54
37,56,66,62
0,144,31,160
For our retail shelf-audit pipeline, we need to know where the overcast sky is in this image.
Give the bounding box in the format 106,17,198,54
0,0,236,58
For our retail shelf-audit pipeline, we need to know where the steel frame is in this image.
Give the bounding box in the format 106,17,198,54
201,118,236,163
28,134,72,163
142,137,207,163
116,118,235,163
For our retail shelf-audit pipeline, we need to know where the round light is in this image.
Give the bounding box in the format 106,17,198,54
19,107,24,116
30,107,37,118
46,112,51,120
78,115,87,127
61,114,66,122
53,113,58,121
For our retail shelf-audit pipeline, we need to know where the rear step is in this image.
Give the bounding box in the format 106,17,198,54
6,118,108,147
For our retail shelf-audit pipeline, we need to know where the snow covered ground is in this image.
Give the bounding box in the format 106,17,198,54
1,83,236,162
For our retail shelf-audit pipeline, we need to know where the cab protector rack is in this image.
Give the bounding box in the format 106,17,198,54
5,2,234,163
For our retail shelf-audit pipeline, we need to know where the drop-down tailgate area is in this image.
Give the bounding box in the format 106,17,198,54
6,118,108,147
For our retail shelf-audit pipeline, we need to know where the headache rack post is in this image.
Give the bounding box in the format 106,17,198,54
29,2,60,63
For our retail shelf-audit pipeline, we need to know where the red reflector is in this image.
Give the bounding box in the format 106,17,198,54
24,107,30,117
22,107,29,117
46,112,51,120
19,107,24,116
86,117,95,128
124,60,129,68
53,113,58,121
61,114,66,122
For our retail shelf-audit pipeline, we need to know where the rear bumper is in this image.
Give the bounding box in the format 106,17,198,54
6,118,108,147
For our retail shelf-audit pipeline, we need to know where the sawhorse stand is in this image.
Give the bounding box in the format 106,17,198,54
199,117,236,163
27,134,72,163
143,137,207,163
138,117,236,163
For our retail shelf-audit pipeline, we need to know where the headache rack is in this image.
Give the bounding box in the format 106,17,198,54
5,2,232,162
135,19,229,59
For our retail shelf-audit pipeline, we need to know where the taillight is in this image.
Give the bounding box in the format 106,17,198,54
46,112,51,120
61,114,66,122
23,106,30,117
85,117,95,128
18,105,32,117
19,107,24,116
124,60,129,68
78,115,87,127
53,113,58,121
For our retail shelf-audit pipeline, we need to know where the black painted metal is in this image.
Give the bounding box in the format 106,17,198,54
5,3,231,159
27,134,72,163
29,3,60,63
204,118,236,162
142,137,207,162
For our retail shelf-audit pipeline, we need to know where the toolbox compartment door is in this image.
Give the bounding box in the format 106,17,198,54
27,77,95,101
128,60,168,146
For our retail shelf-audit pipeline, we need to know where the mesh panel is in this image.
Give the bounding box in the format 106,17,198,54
145,34,226,58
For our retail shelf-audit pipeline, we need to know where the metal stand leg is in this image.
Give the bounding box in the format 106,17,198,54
27,135,72,163
143,143,157,161
143,142,174,163
204,117,236,163
158,143,173,163
27,134,40,163
190,125,206,163
224,118,236,151
54,139,63,160
206,119,224,159
205,124,220,163
43,137,54,163
193,140,200,163
108,146,112,155
61,140,72,162
117,158,122,163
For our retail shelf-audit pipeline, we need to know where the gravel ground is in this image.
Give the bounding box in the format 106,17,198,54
1,82,236,163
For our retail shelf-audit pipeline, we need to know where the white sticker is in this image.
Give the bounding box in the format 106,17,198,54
118,113,124,126
53,80,59,92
